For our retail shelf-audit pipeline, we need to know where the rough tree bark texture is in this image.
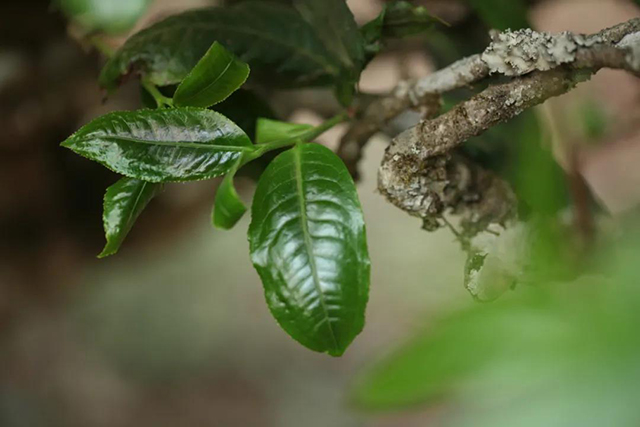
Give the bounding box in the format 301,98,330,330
362,18,640,233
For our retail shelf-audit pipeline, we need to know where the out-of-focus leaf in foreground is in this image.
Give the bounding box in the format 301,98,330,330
352,224,640,427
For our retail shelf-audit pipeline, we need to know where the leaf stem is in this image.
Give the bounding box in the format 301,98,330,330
141,77,174,108
242,112,349,165
89,35,115,58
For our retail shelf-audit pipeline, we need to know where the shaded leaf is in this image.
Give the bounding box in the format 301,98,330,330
293,0,365,72
212,89,277,141
99,1,343,91
99,177,162,257
249,143,370,356
213,158,247,230
174,42,250,108
61,108,253,182
293,0,365,104
360,1,440,57
465,0,529,30
255,118,313,145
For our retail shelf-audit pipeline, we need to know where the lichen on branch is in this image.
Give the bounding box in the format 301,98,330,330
376,18,640,236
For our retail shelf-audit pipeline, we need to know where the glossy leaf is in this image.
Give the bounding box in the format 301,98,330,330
249,143,370,356
213,158,247,230
99,177,162,258
174,42,250,108
61,108,253,182
99,1,343,91
255,118,313,145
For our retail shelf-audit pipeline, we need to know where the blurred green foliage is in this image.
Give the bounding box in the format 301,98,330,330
352,222,640,426
55,0,151,34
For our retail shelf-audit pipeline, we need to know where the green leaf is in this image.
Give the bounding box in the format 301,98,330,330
174,42,250,108
212,89,276,141
293,0,365,105
213,158,247,230
293,0,365,72
99,1,343,91
255,118,313,145
99,177,162,258
61,108,253,183
249,143,370,356
55,0,151,34
352,227,640,423
360,1,440,56
352,269,640,427
351,291,577,411
465,0,529,30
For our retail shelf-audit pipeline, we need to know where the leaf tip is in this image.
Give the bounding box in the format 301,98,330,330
97,247,115,259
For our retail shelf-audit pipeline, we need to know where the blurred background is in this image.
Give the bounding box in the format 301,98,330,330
1,0,640,426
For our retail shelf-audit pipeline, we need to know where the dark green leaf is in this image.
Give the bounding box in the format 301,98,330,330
99,177,162,258
99,1,343,91
212,89,276,141
61,108,253,182
465,0,529,30
360,8,385,54
293,0,365,104
293,0,365,72
255,118,313,145
379,1,441,38
55,0,151,34
249,143,370,356
174,42,250,108
360,1,440,56
213,158,247,230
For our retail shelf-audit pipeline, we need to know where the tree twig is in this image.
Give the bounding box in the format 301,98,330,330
338,54,490,177
375,18,640,229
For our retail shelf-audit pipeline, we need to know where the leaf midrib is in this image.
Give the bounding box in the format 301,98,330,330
293,144,339,352
126,180,150,229
176,52,236,105
78,134,254,151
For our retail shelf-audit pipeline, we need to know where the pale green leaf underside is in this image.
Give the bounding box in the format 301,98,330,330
255,118,314,145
